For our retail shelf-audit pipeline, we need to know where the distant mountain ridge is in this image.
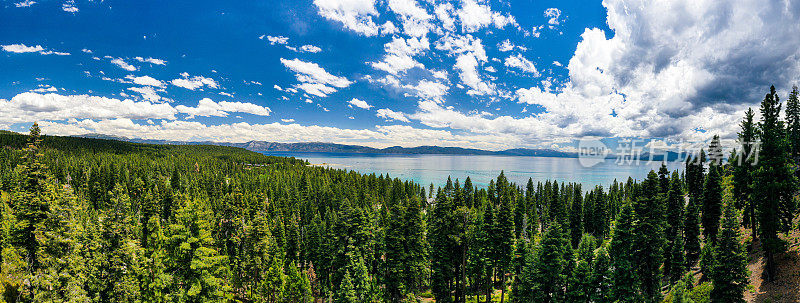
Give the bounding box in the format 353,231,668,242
74,133,689,161
75,133,579,157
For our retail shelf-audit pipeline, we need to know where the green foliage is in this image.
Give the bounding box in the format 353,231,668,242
610,202,640,302
709,203,748,303
529,222,569,303
753,85,797,281
702,142,723,244
634,171,666,303
684,196,702,268
688,282,712,303
0,117,790,303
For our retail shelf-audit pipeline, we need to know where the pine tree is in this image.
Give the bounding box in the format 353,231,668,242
565,259,593,303
88,184,142,302
284,262,312,303
12,123,50,272
702,137,723,244
633,171,666,303
684,195,702,268
140,215,172,303
467,208,491,303
710,203,748,303
667,228,686,285
165,199,230,302
685,150,706,200
514,242,537,303
569,189,583,248
664,171,685,281
403,196,427,294
260,253,285,303
733,108,757,239
610,202,639,302
429,188,456,303
530,222,569,303
591,245,613,303
786,85,800,159
335,270,358,303
752,85,796,281
384,197,407,302
493,176,515,303
668,279,694,303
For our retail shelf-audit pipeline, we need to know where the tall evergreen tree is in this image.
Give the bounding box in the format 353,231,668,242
702,136,723,244
633,171,667,303
733,108,757,239
752,85,796,281
284,262,312,303
786,85,800,159
403,196,427,294
530,222,569,303
709,203,748,303
492,173,515,303
590,245,613,303
11,123,50,272
569,187,583,248
165,199,230,302
664,171,685,281
609,202,640,302
684,195,702,268
430,187,456,303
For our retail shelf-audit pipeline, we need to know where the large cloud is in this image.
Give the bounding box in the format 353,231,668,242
404,0,800,145
0,93,177,127
0,93,272,128
314,0,381,36
37,118,518,150
280,58,353,97
176,98,271,118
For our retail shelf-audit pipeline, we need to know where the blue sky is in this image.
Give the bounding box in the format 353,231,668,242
2,0,799,151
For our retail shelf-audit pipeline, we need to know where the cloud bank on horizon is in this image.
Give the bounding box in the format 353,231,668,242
1,0,799,151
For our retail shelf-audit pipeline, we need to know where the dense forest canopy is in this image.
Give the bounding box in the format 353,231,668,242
0,85,798,302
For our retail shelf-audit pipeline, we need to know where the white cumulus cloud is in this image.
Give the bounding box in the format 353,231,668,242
347,98,372,109
170,73,219,90
377,108,410,122
280,58,353,97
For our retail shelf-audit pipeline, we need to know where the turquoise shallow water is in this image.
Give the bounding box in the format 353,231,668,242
260,152,684,189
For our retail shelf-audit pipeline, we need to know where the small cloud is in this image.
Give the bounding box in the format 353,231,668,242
110,58,137,71
265,35,289,45
544,8,562,28
30,85,57,93
281,118,295,123
81,48,93,54
347,98,372,109
2,44,44,53
170,73,219,90
2,44,70,56
504,53,539,77
498,39,527,52
126,75,164,87
134,56,167,65
62,1,78,13
376,108,409,122
14,0,36,8
299,45,322,53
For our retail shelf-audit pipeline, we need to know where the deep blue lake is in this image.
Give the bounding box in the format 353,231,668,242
260,152,684,189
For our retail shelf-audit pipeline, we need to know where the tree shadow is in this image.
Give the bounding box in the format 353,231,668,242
750,248,800,303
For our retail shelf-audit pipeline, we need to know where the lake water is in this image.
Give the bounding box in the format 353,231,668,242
260,152,684,189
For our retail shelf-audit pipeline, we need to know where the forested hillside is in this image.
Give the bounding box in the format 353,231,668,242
0,85,798,303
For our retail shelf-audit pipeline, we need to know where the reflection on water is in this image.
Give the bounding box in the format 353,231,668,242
261,152,683,189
